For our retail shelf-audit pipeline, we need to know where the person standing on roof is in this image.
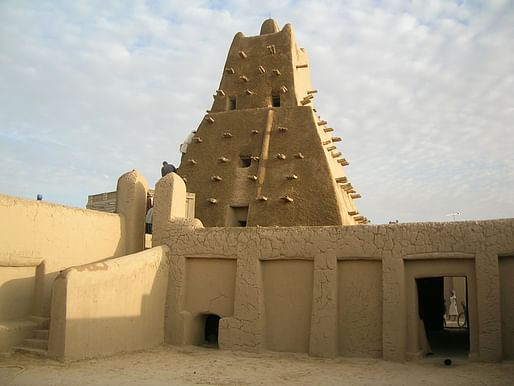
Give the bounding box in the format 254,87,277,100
161,161,176,177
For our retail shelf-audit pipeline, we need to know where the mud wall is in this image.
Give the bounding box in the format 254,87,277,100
48,246,169,361
0,170,147,352
154,174,514,362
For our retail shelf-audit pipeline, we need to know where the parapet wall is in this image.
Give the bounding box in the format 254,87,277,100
153,174,514,362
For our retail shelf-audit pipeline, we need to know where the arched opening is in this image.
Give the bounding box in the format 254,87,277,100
203,314,220,347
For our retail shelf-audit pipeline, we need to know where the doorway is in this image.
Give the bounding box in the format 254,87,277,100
203,314,220,347
416,276,469,357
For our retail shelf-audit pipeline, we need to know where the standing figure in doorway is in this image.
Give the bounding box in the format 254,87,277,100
448,290,459,321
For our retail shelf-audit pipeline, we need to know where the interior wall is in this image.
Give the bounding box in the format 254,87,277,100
262,259,313,353
184,258,237,345
499,255,514,360
0,266,36,321
0,194,126,321
185,258,237,317
338,260,382,357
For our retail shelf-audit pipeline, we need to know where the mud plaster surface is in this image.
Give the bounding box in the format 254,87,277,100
1,345,513,386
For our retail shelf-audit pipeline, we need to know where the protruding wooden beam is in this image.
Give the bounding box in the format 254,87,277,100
335,176,347,183
258,65,266,73
218,157,230,163
294,152,305,159
223,132,233,138
296,64,308,68
248,175,258,181
245,89,255,95
286,174,298,180
337,158,349,166
272,69,281,76
267,45,276,54
326,145,336,151
331,151,342,158
276,153,286,160
225,67,235,74
238,51,247,59
278,126,288,132
240,75,249,82
216,89,225,96
331,136,342,142
281,195,294,202
350,193,361,199
211,175,223,181
307,90,318,94
318,120,327,126
256,195,268,201
280,85,288,93
324,127,334,133
348,210,359,216
208,198,217,204
251,130,259,134
188,159,197,165
204,116,215,123
194,137,203,143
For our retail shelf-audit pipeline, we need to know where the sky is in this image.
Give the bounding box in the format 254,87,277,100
0,0,513,225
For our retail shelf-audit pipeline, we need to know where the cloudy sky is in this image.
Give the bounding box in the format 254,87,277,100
1,0,513,224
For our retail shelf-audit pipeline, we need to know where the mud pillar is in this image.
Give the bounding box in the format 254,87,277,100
475,251,502,362
309,253,338,357
382,257,406,361
116,170,148,255
153,173,187,247
219,238,265,351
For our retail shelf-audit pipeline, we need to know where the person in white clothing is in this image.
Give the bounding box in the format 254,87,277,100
448,290,459,321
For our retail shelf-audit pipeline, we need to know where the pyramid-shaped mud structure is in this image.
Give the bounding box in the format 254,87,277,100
177,19,366,227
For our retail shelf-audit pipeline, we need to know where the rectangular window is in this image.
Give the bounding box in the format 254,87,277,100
239,155,251,168
272,93,280,107
226,205,249,227
228,96,237,110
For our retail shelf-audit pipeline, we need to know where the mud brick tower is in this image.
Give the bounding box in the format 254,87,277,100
177,19,366,227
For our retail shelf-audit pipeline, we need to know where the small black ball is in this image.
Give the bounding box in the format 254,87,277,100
444,358,452,366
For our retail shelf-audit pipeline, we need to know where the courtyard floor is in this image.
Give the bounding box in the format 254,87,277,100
1,345,513,386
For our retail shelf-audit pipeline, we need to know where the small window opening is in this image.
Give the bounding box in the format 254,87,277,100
239,155,251,168
227,205,249,227
228,96,237,110
272,93,281,107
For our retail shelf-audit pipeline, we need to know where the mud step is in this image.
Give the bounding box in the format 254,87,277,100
14,346,48,357
30,316,50,329
33,329,49,340
23,338,48,350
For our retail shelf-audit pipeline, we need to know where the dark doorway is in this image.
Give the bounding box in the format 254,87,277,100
204,314,220,346
417,277,469,358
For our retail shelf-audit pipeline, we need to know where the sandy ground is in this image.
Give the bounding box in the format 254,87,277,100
1,345,513,386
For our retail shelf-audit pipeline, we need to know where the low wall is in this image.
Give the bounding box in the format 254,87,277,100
48,246,170,361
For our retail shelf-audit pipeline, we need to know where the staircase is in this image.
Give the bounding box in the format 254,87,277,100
14,316,50,356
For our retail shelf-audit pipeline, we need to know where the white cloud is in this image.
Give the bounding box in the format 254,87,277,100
0,0,513,224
